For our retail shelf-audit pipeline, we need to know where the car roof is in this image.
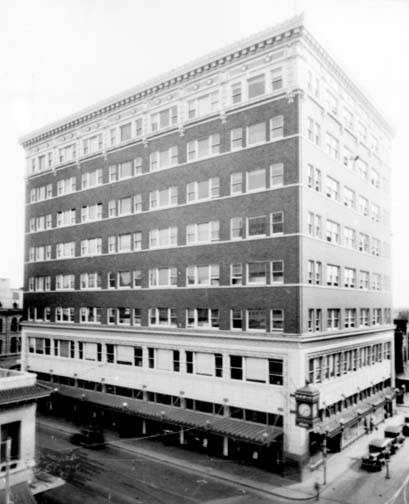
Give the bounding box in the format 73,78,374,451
384,425,402,433
369,438,391,447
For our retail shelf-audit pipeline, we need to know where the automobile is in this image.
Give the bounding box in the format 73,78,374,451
361,438,392,471
402,417,409,436
384,425,405,452
70,427,106,449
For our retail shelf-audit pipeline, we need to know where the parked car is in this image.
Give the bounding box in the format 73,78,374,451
70,427,106,449
402,417,409,436
384,425,405,453
361,438,392,471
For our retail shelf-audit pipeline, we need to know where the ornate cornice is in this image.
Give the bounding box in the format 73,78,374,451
19,14,304,148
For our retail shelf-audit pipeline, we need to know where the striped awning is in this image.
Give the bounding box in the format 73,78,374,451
53,384,283,445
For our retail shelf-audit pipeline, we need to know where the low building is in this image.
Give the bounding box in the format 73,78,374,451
0,279,23,310
0,308,22,369
0,367,50,502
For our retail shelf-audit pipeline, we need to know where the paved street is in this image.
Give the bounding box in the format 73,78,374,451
35,413,409,504
36,422,278,504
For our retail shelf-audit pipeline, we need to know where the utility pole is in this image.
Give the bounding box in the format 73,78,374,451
322,433,328,485
5,438,12,504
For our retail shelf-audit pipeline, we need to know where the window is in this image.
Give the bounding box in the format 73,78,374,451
149,227,177,248
56,209,76,227
186,265,219,286
248,263,268,285
118,271,132,288
245,357,266,383
230,172,243,194
231,128,243,150
133,232,142,251
149,308,177,327
356,158,368,180
83,134,103,155
186,221,219,244
133,309,142,326
247,75,265,99
270,116,284,139
372,273,381,291
315,309,322,332
120,122,132,142
271,260,284,284
80,307,101,324
371,237,381,256
359,270,370,290
358,233,369,253
80,238,102,256
186,178,219,202
344,268,356,288
307,165,321,191
231,82,242,104
326,177,340,200
150,146,178,171
230,217,243,239
231,309,243,330
55,308,75,324
247,216,267,237
370,168,380,188
81,203,103,223
270,164,283,187
307,117,321,145
230,263,243,285
151,105,178,131
326,133,339,159
118,307,131,325
58,144,77,164
271,309,284,330
57,177,76,196
358,196,369,216
307,260,322,285
359,308,370,327
344,186,355,208
343,107,354,129
230,356,243,380
56,274,75,291
326,89,338,115
149,267,178,287
357,122,367,143
187,134,220,161
371,203,380,223
271,67,283,91
109,161,134,182
150,187,178,209
80,272,101,290
326,220,340,244
186,308,219,328
327,309,340,330
56,241,75,259
344,227,356,249
326,265,340,286
372,308,382,326
307,212,322,238
247,122,266,146
187,92,219,119
247,310,266,331
81,169,103,189
247,168,266,191
271,212,284,234
269,359,283,385
344,309,356,329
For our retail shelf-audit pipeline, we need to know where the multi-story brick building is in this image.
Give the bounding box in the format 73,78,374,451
20,15,394,474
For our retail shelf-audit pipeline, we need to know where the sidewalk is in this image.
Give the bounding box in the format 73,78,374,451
38,411,405,502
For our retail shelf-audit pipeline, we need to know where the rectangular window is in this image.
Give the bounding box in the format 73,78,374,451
327,309,340,330
231,309,243,330
270,163,283,187
149,267,178,287
230,355,243,380
271,67,283,91
151,105,178,131
81,203,103,223
231,128,243,150
149,227,178,248
187,92,219,119
186,178,219,202
247,168,266,191
271,309,284,330
185,265,219,286
247,122,266,146
149,308,177,327
307,164,321,191
230,217,243,239
150,187,178,209
186,308,219,328
247,75,265,99
271,212,284,234
326,176,340,200
187,134,220,161
360,308,370,327
271,260,284,284
247,215,266,237
83,134,103,155
186,221,219,244
326,264,340,286
344,268,356,288
344,309,356,329
230,172,243,194
326,220,340,244
270,116,284,139
247,310,266,331
269,359,283,385
326,133,339,159
231,263,243,285
81,169,103,189
150,146,178,171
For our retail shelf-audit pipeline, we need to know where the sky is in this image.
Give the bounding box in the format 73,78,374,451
0,0,408,306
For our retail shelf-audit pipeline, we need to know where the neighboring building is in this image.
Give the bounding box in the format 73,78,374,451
0,308,22,369
20,14,394,475
0,367,50,502
0,279,23,309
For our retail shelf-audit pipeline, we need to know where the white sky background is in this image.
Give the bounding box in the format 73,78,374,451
0,0,408,306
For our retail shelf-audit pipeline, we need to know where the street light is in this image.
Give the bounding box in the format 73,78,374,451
321,428,329,485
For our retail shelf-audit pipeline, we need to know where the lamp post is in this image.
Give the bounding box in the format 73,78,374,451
321,429,329,485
